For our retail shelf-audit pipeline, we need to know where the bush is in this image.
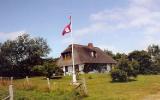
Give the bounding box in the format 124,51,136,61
111,69,128,82
31,65,45,76
148,63,160,74
31,62,63,78
43,62,63,78
111,57,139,82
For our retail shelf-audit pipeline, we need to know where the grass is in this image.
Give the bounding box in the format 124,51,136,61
1,73,160,100
83,74,160,100
0,76,78,100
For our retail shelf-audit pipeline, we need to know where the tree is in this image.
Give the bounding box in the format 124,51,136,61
148,44,160,74
113,53,127,61
0,40,17,76
104,49,115,57
32,58,63,78
117,57,139,77
104,49,128,61
111,57,139,82
148,44,160,57
128,50,152,74
0,34,51,77
128,60,139,77
148,44,160,63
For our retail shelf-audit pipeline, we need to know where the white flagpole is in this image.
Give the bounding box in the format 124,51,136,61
70,16,77,83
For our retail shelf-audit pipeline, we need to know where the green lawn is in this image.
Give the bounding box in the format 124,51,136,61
1,73,160,100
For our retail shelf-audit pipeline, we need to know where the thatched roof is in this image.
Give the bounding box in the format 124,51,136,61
57,43,117,66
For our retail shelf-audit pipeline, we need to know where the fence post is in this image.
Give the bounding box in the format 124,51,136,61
9,85,13,100
47,78,51,91
10,77,13,85
26,76,29,86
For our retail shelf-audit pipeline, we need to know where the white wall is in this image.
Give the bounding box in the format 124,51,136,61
106,64,111,72
63,64,112,75
79,64,84,74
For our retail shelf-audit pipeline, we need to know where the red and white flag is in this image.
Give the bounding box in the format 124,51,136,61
62,16,72,36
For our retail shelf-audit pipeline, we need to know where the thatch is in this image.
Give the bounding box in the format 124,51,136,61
57,44,117,66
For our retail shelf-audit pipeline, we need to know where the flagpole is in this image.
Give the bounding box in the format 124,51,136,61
70,16,77,84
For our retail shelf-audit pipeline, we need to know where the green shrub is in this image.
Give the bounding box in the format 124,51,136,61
31,65,45,76
111,69,128,82
31,62,63,78
111,57,139,82
43,62,63,78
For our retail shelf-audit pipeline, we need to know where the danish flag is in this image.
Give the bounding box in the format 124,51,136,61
62,16,71,36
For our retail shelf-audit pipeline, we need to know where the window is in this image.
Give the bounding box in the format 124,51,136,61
62,52,71,60
91,51,97,58
65,66,68,72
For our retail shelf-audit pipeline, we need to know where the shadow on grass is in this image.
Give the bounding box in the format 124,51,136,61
110,79,137,83
50,77,62,79
42,77,63,80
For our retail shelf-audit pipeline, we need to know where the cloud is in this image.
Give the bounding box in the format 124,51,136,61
130,0,155,8
80,0,160,35
74,22,108,37
74,0,160,52
90,0,160,31
0,31,25,41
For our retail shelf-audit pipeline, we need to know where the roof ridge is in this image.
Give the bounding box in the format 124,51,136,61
69,44,85,47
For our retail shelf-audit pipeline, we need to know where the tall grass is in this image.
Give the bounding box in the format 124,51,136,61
1,74,160,100
0,76,84,100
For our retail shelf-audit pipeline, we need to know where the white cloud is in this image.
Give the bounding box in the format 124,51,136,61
90,8,125,22
0,31,25,41
90,0,160,31
74,22,108,37
74,0,160,52
130,0,155,8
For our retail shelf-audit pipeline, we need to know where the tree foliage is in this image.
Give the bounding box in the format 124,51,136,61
113,53,127,61
0,34,51,77
148,44,160,63
128,50,152,74
104,49,115,57
111,57,139,82
111,69,128,82
111,44,160,82
148,44,160,74
32,62,63,78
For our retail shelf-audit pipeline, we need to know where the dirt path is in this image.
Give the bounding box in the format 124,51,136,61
143,92,160,100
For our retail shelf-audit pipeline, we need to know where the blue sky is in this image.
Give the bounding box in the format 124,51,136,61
0,0,160,58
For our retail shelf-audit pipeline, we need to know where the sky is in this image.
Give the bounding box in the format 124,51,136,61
0,0,160,58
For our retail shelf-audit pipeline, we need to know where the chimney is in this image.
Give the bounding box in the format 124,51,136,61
88,43,94,48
